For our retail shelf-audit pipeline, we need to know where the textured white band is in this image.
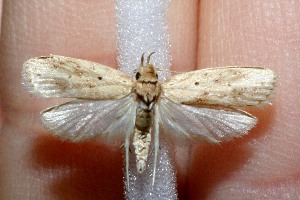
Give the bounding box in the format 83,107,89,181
115,0,178,199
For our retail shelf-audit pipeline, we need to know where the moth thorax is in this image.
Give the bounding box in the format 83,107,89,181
135,81,161,104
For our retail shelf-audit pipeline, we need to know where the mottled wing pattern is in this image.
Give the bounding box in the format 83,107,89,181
22,55,133,100
41,95,136,144
157,97,257,143
162,67,276,106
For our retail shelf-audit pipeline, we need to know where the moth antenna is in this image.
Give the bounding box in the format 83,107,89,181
131,69,138,79
140,53,145,67
156,68,171,73
156,68,177,74
146,52,156,65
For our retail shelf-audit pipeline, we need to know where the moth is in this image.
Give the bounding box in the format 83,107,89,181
22,53,276,188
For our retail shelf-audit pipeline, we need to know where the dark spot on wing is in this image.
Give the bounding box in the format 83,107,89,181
98,77,102,80
195,82,199,86
53,64,59,69
232,88,243,96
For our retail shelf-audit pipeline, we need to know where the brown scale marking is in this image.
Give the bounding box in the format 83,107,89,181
52,62,70,74
195,82,199,86
98,76,102,80
265,92,272,99
214,79,220,83
197,97,207,104
65,60,78,66
233,88,244,97
88,84,96,88
74,68,84,76
66,60,82,70
53,64,59,69
194,98,205,104
232,88,242,95
38,56,49,59
54,80,69,91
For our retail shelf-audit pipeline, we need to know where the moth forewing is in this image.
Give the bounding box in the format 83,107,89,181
22,55,133,100
162,66,276,107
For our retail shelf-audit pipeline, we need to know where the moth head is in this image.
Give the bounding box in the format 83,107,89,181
135,52,158,82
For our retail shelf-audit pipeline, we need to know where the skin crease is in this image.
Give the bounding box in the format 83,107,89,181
0,0,299,199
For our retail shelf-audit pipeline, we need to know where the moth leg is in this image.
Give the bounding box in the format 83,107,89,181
148,146,154,158
152,105,160,187
120,143,132,153
148,143,162,158
125,131,131,190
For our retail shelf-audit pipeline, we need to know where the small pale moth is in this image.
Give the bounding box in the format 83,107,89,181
22,53,276,188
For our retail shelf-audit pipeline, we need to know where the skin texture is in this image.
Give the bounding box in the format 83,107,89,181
0,0,299,199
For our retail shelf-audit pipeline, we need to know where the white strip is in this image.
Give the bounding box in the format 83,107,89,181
116,0,171,81
115,0,177,199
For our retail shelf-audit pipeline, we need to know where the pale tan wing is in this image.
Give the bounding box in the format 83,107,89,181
162,67,276,106
22,55,133,100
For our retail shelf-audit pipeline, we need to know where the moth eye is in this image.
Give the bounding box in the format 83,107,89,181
135,72,141,80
